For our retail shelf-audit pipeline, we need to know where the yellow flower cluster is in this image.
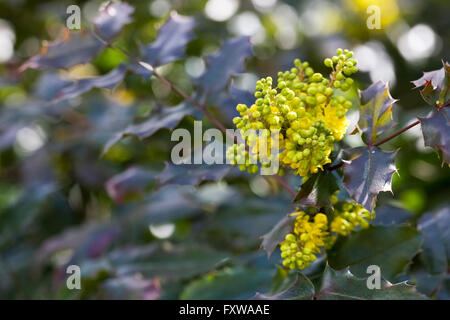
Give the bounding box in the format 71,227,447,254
280,211,329,270
280,200,375,271
227,49,358,176
330,201,374,236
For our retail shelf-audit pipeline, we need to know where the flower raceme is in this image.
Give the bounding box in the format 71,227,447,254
281,211,329,270
227,48,358,176
280,200,374,271
330,201,375,237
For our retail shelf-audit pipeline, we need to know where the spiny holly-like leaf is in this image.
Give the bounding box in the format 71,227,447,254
358,81,398,144
217,85,254,123
419,108,450,165
181,267,274,300
19,30,104,71
318,265,427,300
293,171,339,208
328,226,422,282
103,103,198,154
105,166,157,204
418,207,450,276
253,271,315,300
261,214,296,258
157,162,230,188
343,146,397,211
412,61,450,107
93,2,134,41
56,64,127,101
141,12,195,69
197,36,252,98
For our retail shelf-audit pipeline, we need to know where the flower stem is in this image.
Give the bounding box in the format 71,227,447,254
328,119,421,171
373,120,420,147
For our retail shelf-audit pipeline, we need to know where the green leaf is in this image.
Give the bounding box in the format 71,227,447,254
412,61,450,107
253,269,315,300
254,265,427,300
371,205,414,226
261,214,295,257
180,267,274,299
99,275,160,300
418,207,450,275
358,81,398,144
318,265,427,300
328,226,422,282
204,197,292,251
343,146,397,211
113,243,229,281
293,171,339,208
419,108,450,165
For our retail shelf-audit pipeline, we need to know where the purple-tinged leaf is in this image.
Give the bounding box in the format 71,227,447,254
418,207,450,276
19,31,104,71
343,146,397,211
181,267,274,299
359,81,398,145
33,73,71,100
56,64,127,101
141,12,195,68
261,214,296,258
217,85,254,123
93,2,134,41
103,103,197,154
0,123,25,151
371,205,414,226
318,265,427,300
419,108,450,165
253,272,315,300
101,276,160,300
293,171,339,208
328,226,422,282
128,61,154,78
157,162,230,188
112,243,229,281
412,61,450,107
129,185,202,225
197,37,253,97
106,166,157,204
37,223,120,264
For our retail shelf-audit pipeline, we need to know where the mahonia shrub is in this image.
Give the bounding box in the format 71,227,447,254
7,0,449,299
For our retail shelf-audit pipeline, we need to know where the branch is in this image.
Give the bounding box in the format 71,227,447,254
327,119,421,171
93,32,297,197
372,120,420,147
